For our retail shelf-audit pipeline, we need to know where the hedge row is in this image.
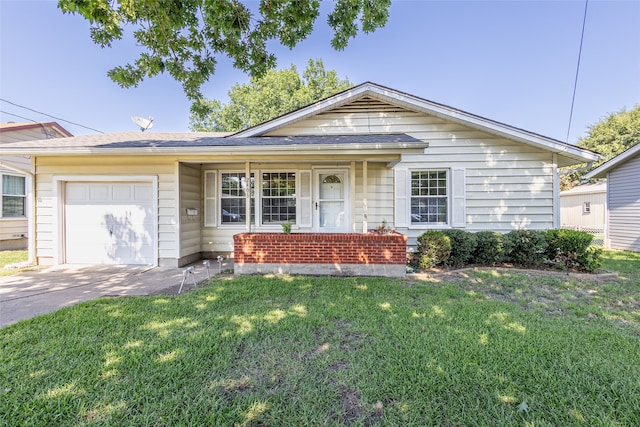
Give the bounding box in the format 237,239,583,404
415,229,602,272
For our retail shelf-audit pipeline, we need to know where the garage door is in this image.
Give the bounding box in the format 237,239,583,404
65,182,155,265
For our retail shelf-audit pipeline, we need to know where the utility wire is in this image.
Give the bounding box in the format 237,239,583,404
566,0,589,143
0,98,104,134
0,110,40,123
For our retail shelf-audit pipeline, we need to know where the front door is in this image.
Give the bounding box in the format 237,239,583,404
314,169,349,232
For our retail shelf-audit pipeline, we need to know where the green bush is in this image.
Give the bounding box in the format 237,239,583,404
504,230,548,266
416,230,451,270
544,229,602,272
472,231,504,264
442,229,477,266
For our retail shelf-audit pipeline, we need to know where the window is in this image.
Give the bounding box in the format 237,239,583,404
261,172,296,224
2,174,26,217
410,170,447,224
207,170,299,227
583,201,591,214
220,172,254,224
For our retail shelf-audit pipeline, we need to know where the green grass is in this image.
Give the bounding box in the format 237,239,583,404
1,251,639,426
0,250,32,276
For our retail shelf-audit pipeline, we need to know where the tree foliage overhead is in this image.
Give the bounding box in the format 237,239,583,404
577,104,640,162
190,58,351,132
57,0,390,116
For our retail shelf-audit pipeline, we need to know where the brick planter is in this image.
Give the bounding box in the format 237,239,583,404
233,232,407,277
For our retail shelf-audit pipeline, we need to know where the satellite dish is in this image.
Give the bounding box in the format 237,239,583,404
131,116,154,132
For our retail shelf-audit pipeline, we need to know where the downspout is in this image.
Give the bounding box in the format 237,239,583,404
0,159,35,264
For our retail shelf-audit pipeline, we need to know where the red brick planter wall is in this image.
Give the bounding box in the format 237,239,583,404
233,232,407,277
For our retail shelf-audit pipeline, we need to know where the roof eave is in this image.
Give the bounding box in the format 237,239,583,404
0,141,429,156
584,143,640,179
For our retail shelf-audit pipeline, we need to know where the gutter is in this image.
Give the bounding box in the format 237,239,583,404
0,142,430,157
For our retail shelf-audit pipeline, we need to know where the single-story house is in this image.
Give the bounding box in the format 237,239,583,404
584,142,640,252
0,122,73,250
0,82,600,267
560,182,606,235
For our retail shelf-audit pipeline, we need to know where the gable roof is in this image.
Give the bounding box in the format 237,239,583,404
232,82,600,167
584,142,640,179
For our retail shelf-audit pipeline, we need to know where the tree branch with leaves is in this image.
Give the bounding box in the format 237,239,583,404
58,0,390,117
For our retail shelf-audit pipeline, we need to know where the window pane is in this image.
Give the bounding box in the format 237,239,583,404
2,175,25,196
221,173,254,224
2,196,25,217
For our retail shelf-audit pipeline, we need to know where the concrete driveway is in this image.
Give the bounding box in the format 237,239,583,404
0,260,232,328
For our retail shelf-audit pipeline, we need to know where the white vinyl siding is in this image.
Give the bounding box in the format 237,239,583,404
34,157,170,266
607,154,640,252
179,163,201,258
267,107,556,246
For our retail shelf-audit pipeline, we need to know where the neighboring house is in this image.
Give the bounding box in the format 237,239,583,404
560,182,606,243
0,83,599,267
0,122,73,250
585,142,640,252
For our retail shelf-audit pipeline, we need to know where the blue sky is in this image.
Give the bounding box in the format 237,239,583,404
1,0,638,143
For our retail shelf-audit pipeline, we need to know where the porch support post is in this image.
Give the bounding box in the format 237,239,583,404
350,161,356,232
245,160,251,232
362,160,368,233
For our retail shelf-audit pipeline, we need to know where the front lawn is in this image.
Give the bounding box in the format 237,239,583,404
1,251,639,426
0,250,34,276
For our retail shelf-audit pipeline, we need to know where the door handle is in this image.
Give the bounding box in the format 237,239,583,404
315,202,318,210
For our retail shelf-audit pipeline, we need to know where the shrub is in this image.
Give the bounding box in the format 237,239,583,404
503,230,548,266
472,231,504,264
544,229,602,272
442,229,477,266
416,230,451,270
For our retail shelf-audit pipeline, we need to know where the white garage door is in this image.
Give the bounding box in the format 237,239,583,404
65,182,155,265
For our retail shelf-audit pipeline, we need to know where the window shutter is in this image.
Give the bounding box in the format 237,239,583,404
451,168,466,227
204,171,217,227
394,168,409,228
298,170,312,227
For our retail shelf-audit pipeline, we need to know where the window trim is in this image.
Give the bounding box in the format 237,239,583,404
408,168,450,228
210,169,299,228
218,170,255,226
259,170,298,227
1,173,27,219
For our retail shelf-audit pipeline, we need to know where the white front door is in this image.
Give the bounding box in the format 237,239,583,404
314,170,349,232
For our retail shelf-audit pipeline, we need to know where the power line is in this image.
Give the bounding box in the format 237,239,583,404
0,98,104,134
0,110,40,123
566,0,589,143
